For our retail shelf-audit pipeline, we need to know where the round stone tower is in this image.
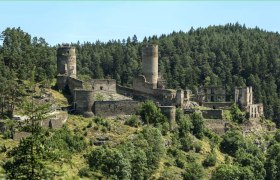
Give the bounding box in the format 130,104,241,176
74,89,95,117
142,44,158,89
57,44,76,78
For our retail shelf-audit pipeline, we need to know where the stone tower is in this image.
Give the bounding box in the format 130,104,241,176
142,44,158,89
57,44,76,78
235,86,253,108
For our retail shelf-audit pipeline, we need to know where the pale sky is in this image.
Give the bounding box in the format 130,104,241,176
1,1,280,46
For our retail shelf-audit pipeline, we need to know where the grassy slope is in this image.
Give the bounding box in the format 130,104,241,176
0,88,276,179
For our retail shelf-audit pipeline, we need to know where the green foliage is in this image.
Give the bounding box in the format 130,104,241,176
235,149,266,180
182,162,204,180
87,146,131,179
190,113,204,139
176,109,193,138
95,93,104,101
203,152,217,167
230,103,246,123
3,135,56,179
220,130,246,156
274,129,280,143
193,141,202,153
93,116,111,131
139,100,167,125
211,164,242,180
124,115,142,128
45,126,87,153
265,143,280,180
3,92,57,179
85,127,164,179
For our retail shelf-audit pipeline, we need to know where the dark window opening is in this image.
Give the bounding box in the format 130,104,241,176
100,86,103,90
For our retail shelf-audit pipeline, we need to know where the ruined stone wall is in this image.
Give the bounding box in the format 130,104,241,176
204,119,228,135
176,89,184,107
235,86,253,107
93,100,141,117
133,75,154,95
74,89,94,116
159,106,176,130
142,45,158,89
116,85,134,97
153,89,177,106
57,75,68,91
202,102,233,109
41,111,68,129
248,103,264,118
201,110,223,119
68,77,84,95
87,79,116,93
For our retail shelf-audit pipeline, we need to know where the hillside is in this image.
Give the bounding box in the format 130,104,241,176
0,85,277,179
1,23,280,179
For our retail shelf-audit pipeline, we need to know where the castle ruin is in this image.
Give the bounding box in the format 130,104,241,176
56,43,264,130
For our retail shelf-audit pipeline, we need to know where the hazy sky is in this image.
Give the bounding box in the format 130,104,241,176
1,1,280,46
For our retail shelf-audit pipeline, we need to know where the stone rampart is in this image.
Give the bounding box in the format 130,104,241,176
88,79,116,93
68,77,84,95
202,102,233,109
159,106,176,130
204,119,228,135
93,100,141,117
201,109,223,119
116,85,134,97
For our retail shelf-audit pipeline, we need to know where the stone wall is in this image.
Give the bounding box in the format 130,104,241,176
88,79,116,93
133,75,154,95
204,119,229,135
201,109,223,119
153,89,177,106
248,103,264,118
74,89,95,116
68,77,84,95
235,86,253,108
93,100,141,117
57,75,68,91
41,111,68,129
202,102,233,109
159,106,176,130
116,85,134,97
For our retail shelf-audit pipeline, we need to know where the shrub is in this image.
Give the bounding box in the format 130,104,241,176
193,141,202,153
190,113,204,139
202,152,217,167
139,100,167,125
182,163,204,180
125,115,142,128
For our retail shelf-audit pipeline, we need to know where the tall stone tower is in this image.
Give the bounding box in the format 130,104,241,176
142,44,158,89
57,44,76,78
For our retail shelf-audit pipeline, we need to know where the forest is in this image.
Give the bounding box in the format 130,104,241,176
1,23,280,179
1,23,280,125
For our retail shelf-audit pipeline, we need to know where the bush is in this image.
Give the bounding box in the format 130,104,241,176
180,135,194,152
125,115,142,128
190,113,204,139
139,100,167,125
211,164,241,180
220,130,246,156
193,141,202,153
182,163,204,180
202,152,217,167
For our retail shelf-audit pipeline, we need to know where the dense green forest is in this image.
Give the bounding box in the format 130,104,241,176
1,23,280,125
